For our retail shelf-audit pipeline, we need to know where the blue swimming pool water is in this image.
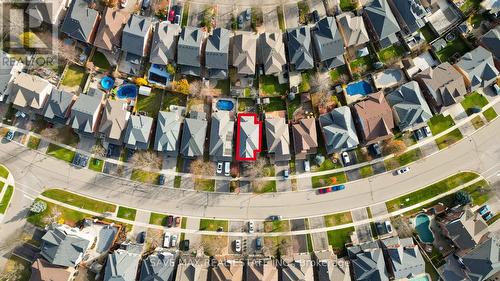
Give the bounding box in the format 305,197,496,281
346,80,373,96
411,276,430,281
116,84,138,99
100,76,114,90
415,214,435,243
216,99,234,111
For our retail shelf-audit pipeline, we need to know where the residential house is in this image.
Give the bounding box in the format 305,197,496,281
265,117,291,161
337,12,370,51
154,111,182,157
439,208,489,251
386,81,433,132
236,113,262,161
319,106,359,154
455,46,499,92
415,62,468,113
26,0,68,26
246,259,278,281
479,26,500,64
104,243,142,281
292,118,318,160
61,0,100,43
0,51,24,102
314,250,351,281
381,237,425,280
281,254,314,281
312,17,345,69
30,257,74,281
210,260,244,281
175,257,209,281
388,0,427,39
461,234,500,281
209,111,234,162
347,242,389,281
180,113,208,158
150,22,181,66
124,114,153,150
10,72,52,115
177,27,203,76
232,32,257,77
363,0,401,49
93,8,130,52
139,251,176,281
353,92,395,145
259,32,287,76
286,26,314,71
482,0,500,15
43,88,75,124
205,28,230,79
98,100,129,145
40,224,95,268
69,88,104,134
122,15,153,57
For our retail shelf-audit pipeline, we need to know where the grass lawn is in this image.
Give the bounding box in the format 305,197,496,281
238,98,255,112
117,206,137,221
435,129,463,150
339,0,357,11
91,51,111,70
131,169,161,184
471,116,485,129
200,219,228,231
311,157,342,172
460,0,481,14
149,212,169,226
263,97,287,112
487,213,500,225
194,179,215,192
136,91,163,118
327,227,354,256
419,24,437,42
27,136,41,150
468,13,487,28
0,185,13,214
255,180,277,193
277,6,285,31
461,92,488,115
312,172,347,188
88,158,104,172
264,219,290,232
215,79,230,95
174,176,182,188
2,255,32,281
0,165,9,179
436,37,470,63
298,71,312,93
287,97,301,120
162,91,187,111
61,65,87,88
324,212,353,227
181,2,189,27
350,55,374,76
41,189,116,213
463,179,491,206
483,107,498,122
427,114,455,135
329,65,348,85
385,171,479,212
260,75,288,96
384,149,422,170
359,165,374,178
27,199,88,227
378,45,405,63
46,143,75,163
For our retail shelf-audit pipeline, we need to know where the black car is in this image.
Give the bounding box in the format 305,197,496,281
141,0,151,9
370,143,382,158
311,10,320,22
167,215,174,227
255,237,263,250
181,239,190,251
106,144,115,157
137,231,146,243
158,174,165,185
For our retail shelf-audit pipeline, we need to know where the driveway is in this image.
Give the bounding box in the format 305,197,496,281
351,208,373,243
216,4,234,30
283,3,299,29
215,180,230,192
444,104,467,122
308,217,329,251
77,134,96,152
161,156,177,187
183,217,201,250
295,160,312,191
309,0,326,16
262,6,280,32
372,162,386,174
420,140,439,157
275,161,291,192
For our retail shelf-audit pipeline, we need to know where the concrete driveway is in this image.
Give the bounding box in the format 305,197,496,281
275,161,291,192
262,6,280,32
77,134,96,152
351,208,373,243
308,216,329,251
309,0,326,16
217,4,235,30
283,3,299,28
215,180,230,192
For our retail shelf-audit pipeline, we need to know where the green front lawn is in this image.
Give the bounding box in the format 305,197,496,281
435,129,463,149
483,107,498,122
41,189,116,213
0,185,14,214
460,0,481,14
436,37,471,63
199,219,228,231
264,219,290,232
255,180,277,193
0,165,9,179
339,0,357,11
385,171,479,212
88,158,104,172
27,136,41,150
27,199,88,227
419,24,437,42
327,227,354,256
471,116,485,129
461,92,488,115
117,206,137,221
312,157,342,172
61,65,88,88
149,212,169,226
384,149,422,171
135,91,163,118
324,212,353,227
312,172,347,188
378,45,405,63
194,179,215,192
263,97,287,112
91,51,111,70
162,91,187,111
131,169,161,184
174,176,182,188
427,114,455,135
260,75,288,96
46,144,75,163
298,71,312,93
463,179,491,206
359,165,374,178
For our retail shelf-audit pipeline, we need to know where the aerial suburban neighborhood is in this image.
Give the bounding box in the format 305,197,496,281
0,0,499,280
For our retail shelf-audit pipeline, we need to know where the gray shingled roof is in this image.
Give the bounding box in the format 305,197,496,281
209,111,234,162
10,72,52,111
312,17,345,69
177,27,203,76
265,117,291,161
150,22,181,65
154,111,182,156
122,15,152,57
0,51,22,96
26,0,67,25
364,0,401,44
180,117,207,158
43,88,74,123
337,12,370,47
238,115,261,160
381,237,425,280
390,0,427,36
282,256,314,281
319,106,359,154
351,249,389,281
456,46,499,91
386,81,432,131
104,246,141,281
70,88,104,134
445,209,489,250
259,32,287,75
232,32,257,76
140,252,176,281
124,115,153,150
287,26,314,71
41,224,91,268
175,258,209,281
205,28,230,79
462,235,500,281
480,26,500,61
61,0,99,43
99,100,129,144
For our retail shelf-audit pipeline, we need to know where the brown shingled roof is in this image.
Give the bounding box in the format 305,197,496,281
353,92,394,144
30,258,72,281
94,8,131,51
292,118,318,160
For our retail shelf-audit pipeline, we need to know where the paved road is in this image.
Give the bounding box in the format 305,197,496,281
0,117,499,221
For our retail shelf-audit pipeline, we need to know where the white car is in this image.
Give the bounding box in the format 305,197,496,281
341,152,350,165
235,239,241,253
385,221,393,233
224,162,231,176
304,160,310,172
248,221,254,233
217,162,223,174
397,167,411,175
170,234,178,247
163,232,171,248
423,126,432,136
120,0,127,8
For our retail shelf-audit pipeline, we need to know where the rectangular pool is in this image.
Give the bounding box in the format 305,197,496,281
346,80,373,96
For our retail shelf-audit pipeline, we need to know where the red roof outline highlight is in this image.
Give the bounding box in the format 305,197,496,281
235,113,262,161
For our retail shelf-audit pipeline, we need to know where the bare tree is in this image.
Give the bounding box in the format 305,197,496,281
101,0,119,7
310,72,332,93
40,127,59,141
244,158,270,192
90,144,106,157
382,139,407,156
189,80,205,99
190,158,215,176
129,151,162,172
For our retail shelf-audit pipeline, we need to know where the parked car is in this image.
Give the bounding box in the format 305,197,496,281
482,212,494,221
224,162,230,176
175,216,181,227
237,15,243,29
158,174,165,185
414,129,424,141
311,10,320,22
141,0,151,9
331,185,345,192
370,143,382,157
163,232,171,248
171,234,178,247
385,221,393,233
255,237,263,250
5,130,14,141
235,239,241,253
181,239,190,251
168,9,175,22
423,126,432,136
137,231,146,243
478,205,491,216
15,111,26,118
217,162,223,174
269,215,283,221
396,166,411,175
167,215,174,227
317,187,331,194
248,221,254,233
341,152,350,165
245,8,251,20
106,144,115,157
304,160,310,172
494,84,500,95
283,169,289,179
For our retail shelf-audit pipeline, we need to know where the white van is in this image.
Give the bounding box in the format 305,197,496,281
163,232,171,248
224,162,231,176
304,160,310,172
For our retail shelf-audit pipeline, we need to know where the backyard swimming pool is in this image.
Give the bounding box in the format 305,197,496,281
116,84,138,99
346,80,373,96
410,275,430,281
216,99,234,111
100,76,114,90
415,214,435,243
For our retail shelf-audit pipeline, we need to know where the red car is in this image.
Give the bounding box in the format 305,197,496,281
168,9,175,22
317,187,331,194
